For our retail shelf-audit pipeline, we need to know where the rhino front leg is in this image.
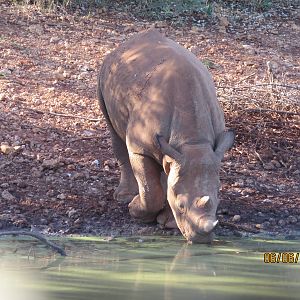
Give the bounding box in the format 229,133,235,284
128,153,165,223
157,203,178,229
109,130,138,203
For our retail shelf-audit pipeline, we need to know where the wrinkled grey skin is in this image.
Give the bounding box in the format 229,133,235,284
97,29,234,243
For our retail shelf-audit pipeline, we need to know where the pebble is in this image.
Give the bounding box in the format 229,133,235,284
0,68,12,76
67,208,77,218
261,221,270,229
1,190,16,201
269,217,276,225
57,193,66,200
287,215,297,224
232,215,241,222
264,162,276,170
0,93,6,101
42,158,60,169
50,37,60,43
278,219,286,226
0,143,12,154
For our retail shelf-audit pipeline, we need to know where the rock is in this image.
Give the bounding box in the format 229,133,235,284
1,190,16,201
264,162,276,170
287,215,297,224
54,72,65,81
123,25,135,33
269,217,276,225
42,158,60,170
232,215,241,222
262,199,272,203
271,160,281,168
0,93,6,101
0,143,12,154
0,143,21,155
78,72,89,80
28,24,44,35
255,224,262,229
218,16,229,27
261,221,270,229
50,37,60,43
67,208,77,218
278,219,286,227
91,159,100,167
257,211,264,217
0,68,12,76
155,21,166,28
57,193,66,200
242,44,256,55
80,65,93,72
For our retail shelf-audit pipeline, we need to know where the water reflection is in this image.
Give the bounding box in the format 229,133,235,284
0,237,299,300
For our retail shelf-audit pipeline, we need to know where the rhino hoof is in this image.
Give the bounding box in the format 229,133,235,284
128,196,157,223
113,190,136,204
157,207,178,229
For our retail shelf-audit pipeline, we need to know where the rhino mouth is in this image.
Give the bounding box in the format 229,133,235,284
181,219,218,244
185,231,214,244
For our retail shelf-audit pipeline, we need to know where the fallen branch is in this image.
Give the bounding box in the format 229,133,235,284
48,111,100,122
14,104,100,122
219,221,260,234
245,108,300,116
0,231,66,256
217,83,300,90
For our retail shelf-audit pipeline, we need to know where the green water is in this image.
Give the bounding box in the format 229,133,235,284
0,236,299,300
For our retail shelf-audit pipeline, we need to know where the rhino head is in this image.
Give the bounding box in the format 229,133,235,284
157,131,234,243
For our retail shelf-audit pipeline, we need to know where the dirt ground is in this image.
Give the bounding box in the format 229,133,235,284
0,1,299,240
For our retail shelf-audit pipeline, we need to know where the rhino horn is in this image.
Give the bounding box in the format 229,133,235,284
156,134,183,164
202,219,219,233
196,196,211,208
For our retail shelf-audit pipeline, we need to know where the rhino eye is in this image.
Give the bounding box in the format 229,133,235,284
176,196,187,214
177,202,185,214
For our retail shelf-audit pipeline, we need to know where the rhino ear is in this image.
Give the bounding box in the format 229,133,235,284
214,130,235,160
156,135,184,174
156,135,183,163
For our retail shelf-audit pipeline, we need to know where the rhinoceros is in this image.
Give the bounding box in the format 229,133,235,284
97,29,234,243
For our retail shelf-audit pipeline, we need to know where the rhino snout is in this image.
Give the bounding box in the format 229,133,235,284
182,218,218,244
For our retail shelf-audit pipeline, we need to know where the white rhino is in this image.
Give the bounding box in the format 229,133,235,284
97,29,234,243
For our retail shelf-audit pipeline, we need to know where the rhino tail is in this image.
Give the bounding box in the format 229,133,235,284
97,70,113,128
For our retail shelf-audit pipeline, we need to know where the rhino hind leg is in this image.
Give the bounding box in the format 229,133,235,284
114,160,138,203
128,153,165,223
97,85,138,203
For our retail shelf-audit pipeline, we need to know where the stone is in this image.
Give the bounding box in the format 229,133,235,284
269,217,276,225
278,219,286,227
232,215,241,222
264,162,276,170
0,93,6,101
261,221,270,229
287,215,297,224
57,193,66,200
42,158,60,169
0,143,12,154
50,37,60,43
0,68,12,76
1,190,16,201
67,208,77,218
218,16,229,27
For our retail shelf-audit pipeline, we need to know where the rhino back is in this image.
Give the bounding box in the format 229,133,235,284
100,29,225,161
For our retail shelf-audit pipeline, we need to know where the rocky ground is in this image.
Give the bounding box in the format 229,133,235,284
0,1,299,240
